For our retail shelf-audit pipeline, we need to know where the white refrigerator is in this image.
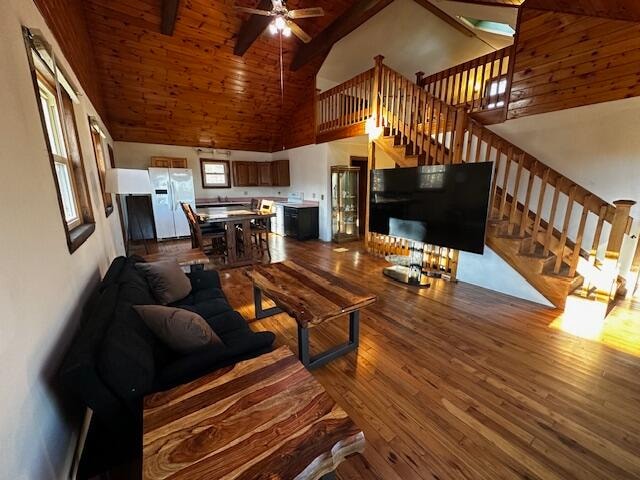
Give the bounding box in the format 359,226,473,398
149,167,196,239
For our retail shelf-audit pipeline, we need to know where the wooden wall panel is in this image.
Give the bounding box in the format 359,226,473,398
33,0,108,123
524,0,640,22
507,8,640,119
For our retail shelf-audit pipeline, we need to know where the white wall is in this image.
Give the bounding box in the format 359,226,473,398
458,248,554,307
272,136,373,241
490,97,640,222
114,141,291,200
0,2,124,479
317,0,513,91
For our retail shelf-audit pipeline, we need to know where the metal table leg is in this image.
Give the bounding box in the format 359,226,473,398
298,310,360,370
253,285,283,319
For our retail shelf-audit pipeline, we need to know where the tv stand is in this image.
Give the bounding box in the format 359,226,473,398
383,265,431,288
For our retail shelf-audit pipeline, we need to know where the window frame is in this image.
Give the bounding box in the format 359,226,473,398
89,118,114,217
23,26,96,253
200,159,231,189
37,74,83,230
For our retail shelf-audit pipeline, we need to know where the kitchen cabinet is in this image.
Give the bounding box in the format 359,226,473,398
258,162,272,185
232,160,290,187
283,206,319,241
150,156,188,168
271,160,290,186
232,161,258,186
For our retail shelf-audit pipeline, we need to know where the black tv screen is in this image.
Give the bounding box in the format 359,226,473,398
369,162,493,254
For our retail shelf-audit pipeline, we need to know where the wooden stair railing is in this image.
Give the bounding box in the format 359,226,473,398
316,56,634,309
418,46,513,124
317,68,375,143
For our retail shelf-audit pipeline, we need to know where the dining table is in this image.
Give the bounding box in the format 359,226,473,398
196,208,276,269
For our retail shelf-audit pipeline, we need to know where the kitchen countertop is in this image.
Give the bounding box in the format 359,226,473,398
275,202,319,208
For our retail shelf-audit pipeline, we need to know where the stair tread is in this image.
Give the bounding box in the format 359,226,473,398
543,264,582,281
518,243,553,260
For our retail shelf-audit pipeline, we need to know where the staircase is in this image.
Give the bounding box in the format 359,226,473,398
316,57,634,310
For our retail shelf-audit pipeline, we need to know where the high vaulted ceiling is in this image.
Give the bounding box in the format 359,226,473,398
80,0,357,151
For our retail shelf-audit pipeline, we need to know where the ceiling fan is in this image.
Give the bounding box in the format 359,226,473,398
235,0,325,43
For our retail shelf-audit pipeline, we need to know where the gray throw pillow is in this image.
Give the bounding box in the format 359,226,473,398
136,260,192,305
133,305,223,354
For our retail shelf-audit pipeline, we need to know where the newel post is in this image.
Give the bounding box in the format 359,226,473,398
372,55,384,128
607,200,636,259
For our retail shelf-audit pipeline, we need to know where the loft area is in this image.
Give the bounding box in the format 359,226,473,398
2,0,640,479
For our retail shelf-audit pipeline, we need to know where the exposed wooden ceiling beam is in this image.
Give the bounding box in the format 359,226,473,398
413,0,475,37
444,0,521,7
291,0,394,71
234,0,273,56
161,0,181,35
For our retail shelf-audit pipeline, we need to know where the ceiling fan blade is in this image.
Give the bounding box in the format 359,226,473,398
288,7,325,19
286,20,312,43
235,6,272,16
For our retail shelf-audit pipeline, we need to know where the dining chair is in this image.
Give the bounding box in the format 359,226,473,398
251,200,273,261
180,203,227,263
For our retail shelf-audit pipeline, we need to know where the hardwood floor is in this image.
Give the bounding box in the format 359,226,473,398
142,236,640,479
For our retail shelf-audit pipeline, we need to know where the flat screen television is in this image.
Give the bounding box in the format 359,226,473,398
369,162,493,254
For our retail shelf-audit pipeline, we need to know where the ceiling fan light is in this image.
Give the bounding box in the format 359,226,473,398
282,26,292,37
269,21,278,35
274,15,286,31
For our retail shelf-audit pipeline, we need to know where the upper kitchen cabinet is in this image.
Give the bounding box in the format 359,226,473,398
232,160,290,187
271,160,290,187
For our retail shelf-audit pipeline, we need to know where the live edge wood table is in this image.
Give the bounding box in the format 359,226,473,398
247,260,377,369
142,346,365,480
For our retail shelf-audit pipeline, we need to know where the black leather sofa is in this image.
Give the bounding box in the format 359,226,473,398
59,256,275,477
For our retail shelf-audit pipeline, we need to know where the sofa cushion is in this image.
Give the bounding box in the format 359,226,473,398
136,260,192,305
116,264,156,306
156,330,276,389
134,305,223,354
204,310,250,336
176,299,232,319
59,283,125,418
174,287,226,305
97,302,157,402
187,270,222,292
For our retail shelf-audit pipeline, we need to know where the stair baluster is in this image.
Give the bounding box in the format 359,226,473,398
553,185,578,274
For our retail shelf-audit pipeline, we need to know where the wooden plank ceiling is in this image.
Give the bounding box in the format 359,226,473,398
523,0,640,22
82,0,355,151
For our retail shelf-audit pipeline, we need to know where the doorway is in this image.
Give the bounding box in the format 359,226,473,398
350,156,368,237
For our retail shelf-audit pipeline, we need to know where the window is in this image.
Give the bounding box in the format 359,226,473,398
24,27,95,252
200,159,231,188
486,77,508,110
38,77,81,228
458,17,515,37
89,119,114,216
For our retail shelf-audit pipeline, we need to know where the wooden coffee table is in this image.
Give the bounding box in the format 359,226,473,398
142,346,365,480
247,260,377,369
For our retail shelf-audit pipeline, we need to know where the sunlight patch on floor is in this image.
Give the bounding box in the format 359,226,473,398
550,295,640,357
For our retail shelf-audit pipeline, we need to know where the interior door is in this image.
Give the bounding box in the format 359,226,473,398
149,167,175,239
169,168,195,237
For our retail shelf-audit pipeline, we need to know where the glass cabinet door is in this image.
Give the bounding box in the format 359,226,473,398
331,166,360,243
